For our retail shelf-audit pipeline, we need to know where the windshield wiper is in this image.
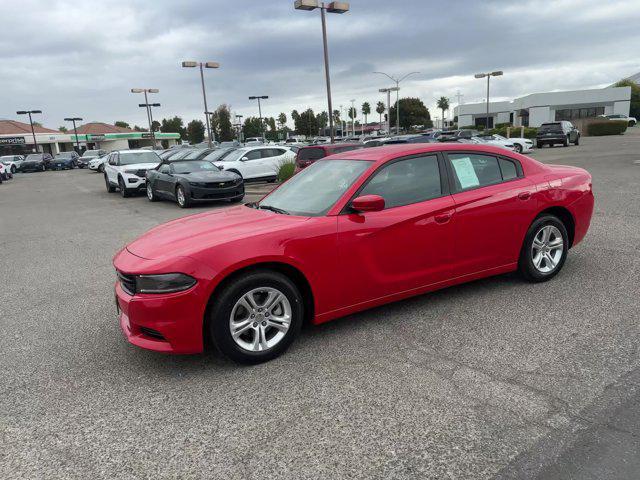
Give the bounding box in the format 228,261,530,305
257,204,290,215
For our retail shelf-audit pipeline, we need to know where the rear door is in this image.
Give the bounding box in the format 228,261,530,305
444,151,536,275
337,153,456,306
239,149,265,179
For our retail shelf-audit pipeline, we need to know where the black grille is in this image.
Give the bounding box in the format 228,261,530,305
117,271,136,295
134,169,147,178
204,180,234,188
140,327,165,341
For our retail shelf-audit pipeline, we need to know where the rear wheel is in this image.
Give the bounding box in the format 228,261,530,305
574,135,580,146
208,270,303,364
536,141,543,148
105,174,115,193
176,185,190,208
563,135,569,147
518,215,568,282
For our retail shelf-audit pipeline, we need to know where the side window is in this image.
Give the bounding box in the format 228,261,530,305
159,164,171,174
359,155,441,209
498,158,518,181
448,153,502,191
244,150,262,161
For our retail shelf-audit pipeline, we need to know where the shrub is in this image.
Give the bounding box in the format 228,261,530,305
277,161,296,182
587,120,628,136
490,126,538,139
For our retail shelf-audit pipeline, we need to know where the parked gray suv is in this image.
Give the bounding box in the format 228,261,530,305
536,121,580,148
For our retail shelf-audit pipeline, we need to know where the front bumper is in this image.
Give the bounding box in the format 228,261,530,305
188,182,244,201
113,248,213,354
122,173,146,190
20,163,43,172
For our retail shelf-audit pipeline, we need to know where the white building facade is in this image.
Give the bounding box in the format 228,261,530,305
454,86,632,128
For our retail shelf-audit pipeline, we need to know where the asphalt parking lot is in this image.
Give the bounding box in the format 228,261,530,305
1,132,639,479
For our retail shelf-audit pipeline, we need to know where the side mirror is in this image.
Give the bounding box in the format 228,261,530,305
350,194,385,213
240,156,249,161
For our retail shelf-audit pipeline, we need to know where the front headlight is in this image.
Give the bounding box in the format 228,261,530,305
135,273,197,294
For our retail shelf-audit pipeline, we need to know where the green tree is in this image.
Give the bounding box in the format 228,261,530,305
389,97,432,131
186,119,205,144
114,121,130,129
151,120,160,132
210,105,234,142
295,108,318,137
160,116,186,139
615,79,640,119
316,111,328,133
277,112,287,130
361,102,371,126
348,106,357,121
436,97,450,127
267,117,277,132
58,126,68,133
242,117,264,138
376,101,385,129
332,109,341,124
133,125,145,132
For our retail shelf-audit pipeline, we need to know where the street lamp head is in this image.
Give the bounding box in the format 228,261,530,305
181,61,198,68
150,103,161,107
474,73,486,79
16,111,27,114
31,110,42,114
294,0,319,10
148,88,159,93
131,88,144,93
64,117,83,121
491,71,503,77
327,1,349,13
204,62,220,69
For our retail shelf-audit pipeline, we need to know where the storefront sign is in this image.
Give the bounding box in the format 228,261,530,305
89,135,106,141
141,132,153,138
0,136,26,145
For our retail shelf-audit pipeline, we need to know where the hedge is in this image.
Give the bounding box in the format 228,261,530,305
491,126,539,139
587,120,628,136
277,161,296,182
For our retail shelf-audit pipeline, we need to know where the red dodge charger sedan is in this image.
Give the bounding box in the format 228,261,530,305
114,144,593,363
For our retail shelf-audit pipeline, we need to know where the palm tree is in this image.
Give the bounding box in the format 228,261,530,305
348,107,357,136
277,112,287,130
437,96,450,128
361,102,371,128
376,101,385,131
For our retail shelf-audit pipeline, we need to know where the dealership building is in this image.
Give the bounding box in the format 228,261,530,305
0,120,180,156
453,85,632,128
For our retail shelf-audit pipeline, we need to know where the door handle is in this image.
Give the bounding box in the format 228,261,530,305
518,191,532,200
434,211,453,224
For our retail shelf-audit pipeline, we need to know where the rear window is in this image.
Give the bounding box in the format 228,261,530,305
332,145,360,154
539,123,562,133
297,147,326,161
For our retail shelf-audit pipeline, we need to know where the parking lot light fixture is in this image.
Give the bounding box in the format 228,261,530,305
16,110,42,153
249,96,269,141
182,60,221,147
378,87,399,136
374,72,419,135
64,117,83,153
294,1,349,143
131,88,159,147
474,71,503,131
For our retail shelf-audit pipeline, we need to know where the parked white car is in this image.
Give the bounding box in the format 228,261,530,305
477,134,533,153
103,150,161,197
598,113,637,127
0,155,24,173
213,146,295,182
88,152,110,172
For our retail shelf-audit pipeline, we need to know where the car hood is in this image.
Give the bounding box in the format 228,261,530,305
121,162,159,170
22,159,43,165
175,170,239,182
126,206,309,261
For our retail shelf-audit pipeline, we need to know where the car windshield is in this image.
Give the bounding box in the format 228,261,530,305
82,150,102,157
119,151,160,165
171,161,219,174
203,148,236,161
219,149,251,162
258,159,372,216
0,156,14,160
56,152,74,158
25,154,43,160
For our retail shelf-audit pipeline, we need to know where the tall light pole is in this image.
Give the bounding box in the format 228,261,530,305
64,117,83,153
474,71,503,131
131,88,159,146
294,1,349,144
379,87,398,136
16,110,42,152
235,114,243,142
350,99,356,137
182,61,220,147
249,96,268,141
374,71,419,135
138,103,161,147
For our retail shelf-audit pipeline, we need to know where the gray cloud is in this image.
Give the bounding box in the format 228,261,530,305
1,0,638,129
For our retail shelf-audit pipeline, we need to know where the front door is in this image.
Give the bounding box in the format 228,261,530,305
337,154,456,307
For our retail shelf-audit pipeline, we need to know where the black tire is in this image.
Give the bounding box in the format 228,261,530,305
536,141,543,149
11,166,16,174
518,214,569,283
574,135,580,146
98,164,104,173
514,143,523,153
563,136,569,147
229,193,245,203
176,185,190,208
118,177,130,197
208,270,303,364
146,182,157,202
105,174,116,193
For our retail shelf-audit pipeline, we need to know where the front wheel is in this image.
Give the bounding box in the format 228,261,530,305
98,164,104,173
11,166,16,174
518,215,568,282
105,174,115,193
176,185,190,208
146,183,157,202
514,143,523,153
118,177,131,197
208,270,303,364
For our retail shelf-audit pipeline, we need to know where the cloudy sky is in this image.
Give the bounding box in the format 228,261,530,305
2,0,639,130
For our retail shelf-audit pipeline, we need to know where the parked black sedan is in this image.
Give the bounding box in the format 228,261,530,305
20,153,53,172
51,151,79,170
146,159,244,208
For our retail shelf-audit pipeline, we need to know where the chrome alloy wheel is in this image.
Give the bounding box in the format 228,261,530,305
229,287,292,352
147,183,153,200
176,187,186,206
531,225,563,273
